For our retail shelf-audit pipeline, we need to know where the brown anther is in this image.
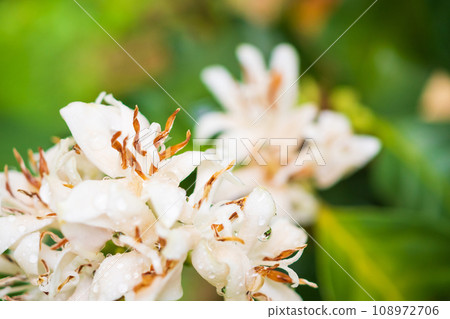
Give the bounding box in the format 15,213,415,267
153,108,180,148
74,263,92,274
0,275,27,287
155,237,167,251
251,292,271,301
148,163,158,176
57,275,75,292
217,237,245,245
133,260,177,293
194,161,235,209
50,238,68,250
1,207,25,215
268,71,282,105
41,259,49,273
225,196,248,210
266,269,293,284
262,245,307,262
28,149,38,173
17,189,48,207
211,224,245,244
111,131,127,169
37,259,50,285
228,212,239,221
135,226,143,243
63,183,74,189
4,165,15,198
211,224,224,237
40,231,66,250
132,106,147,156
159,130,191,161
36,213,57,220
38,147,49,177
13,148,40,189
73,144,81,154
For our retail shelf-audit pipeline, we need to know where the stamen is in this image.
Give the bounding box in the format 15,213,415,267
211,223,245,244
153,108,180,148
40,231,67,251
57,275,75,292
1,207,25,215
148,163,158,176
299,278,318,288
28,149,38,173
37,259,50,285
111,131,127,169
135,226,143,243
62,183,74,189
217,237,245,245
0,275,27,287
38,147,49,177
132,106,147,156
262,245,307,261
17,189,48,207
224,196,248,210
251,292,271,301
50,238,68,250
74,263,92,274
73,144,81,154
159,130,191,161
4,165,15,198
228,212,239,221
13,148,40,189
155,237,167,251
268,71,282,105
36,213,57,220
194,161,234,209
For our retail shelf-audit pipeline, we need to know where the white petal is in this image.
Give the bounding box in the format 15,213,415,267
236,44,267,85
59,179,153,236
0,215,52,254
269,44,299,110
13,231,40,276
90,251,148,301
128,260,185,301
196,112,236,139
254,217,307,263
201,66,242,114
239,188,276,250
60,96,151,177
61,223,112,259
159,226,196,260
191,240,228,289
142,178,186,228
157,151,201,185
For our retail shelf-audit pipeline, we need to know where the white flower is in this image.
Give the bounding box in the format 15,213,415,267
178,161,315,300
197,44,380,223
1,93,197,300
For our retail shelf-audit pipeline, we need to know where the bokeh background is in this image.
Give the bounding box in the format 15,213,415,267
1,0,449,300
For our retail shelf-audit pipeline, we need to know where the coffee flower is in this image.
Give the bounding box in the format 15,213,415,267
174,160,316,300
0,93,196,300
197,44,380,224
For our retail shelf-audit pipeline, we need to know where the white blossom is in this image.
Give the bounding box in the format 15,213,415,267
197,44,380,223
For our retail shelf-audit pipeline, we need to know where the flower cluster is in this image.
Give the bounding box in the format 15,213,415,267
197,44,380,224
0,93,313,300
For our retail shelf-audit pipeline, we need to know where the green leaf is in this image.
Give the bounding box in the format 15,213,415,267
316,206,450,300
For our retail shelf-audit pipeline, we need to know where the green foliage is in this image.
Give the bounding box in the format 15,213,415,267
317,206,450,301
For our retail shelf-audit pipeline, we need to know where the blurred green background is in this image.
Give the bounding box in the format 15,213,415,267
1,0,449,300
